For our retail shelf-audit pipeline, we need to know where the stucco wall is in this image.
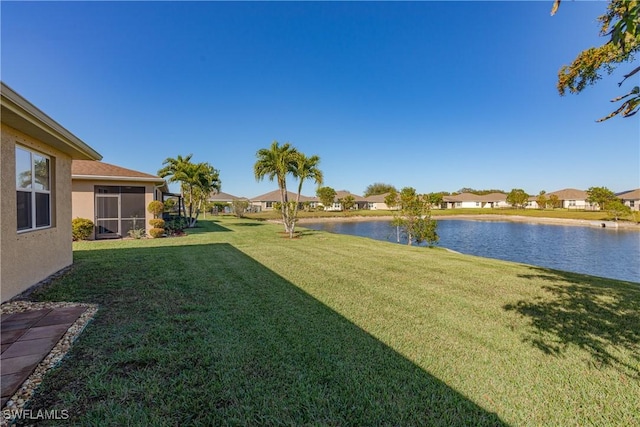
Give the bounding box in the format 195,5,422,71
71,179,158,239
1,124,73,302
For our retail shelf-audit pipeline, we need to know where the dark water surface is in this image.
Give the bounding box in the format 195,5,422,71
303,219,640,283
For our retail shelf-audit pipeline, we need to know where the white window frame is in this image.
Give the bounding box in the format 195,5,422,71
16,145,51,233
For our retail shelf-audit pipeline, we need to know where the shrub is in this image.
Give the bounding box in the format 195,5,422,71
165,217,188,235
127,228,146,239
148,227,165,238
72,218,94,241
149,218,165,229
147,200,165,218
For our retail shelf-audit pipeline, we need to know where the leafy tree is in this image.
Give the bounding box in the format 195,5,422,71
254,141,299,236
147,200,164,218
340,195,356,211
506,188,530,209
317,186,337,210
384,188,399,210
387,187,438,246
363,183,397,197
290,153,323,236
586,186,617,210
231,200,250,218
552,0,640,121
536,191,548,209
548,194,561,209
424,192,444,207
158,154,221,227
606,198,631,220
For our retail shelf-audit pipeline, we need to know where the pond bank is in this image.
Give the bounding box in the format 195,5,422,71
296,214,640,230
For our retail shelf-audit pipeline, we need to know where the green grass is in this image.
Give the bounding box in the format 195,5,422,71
25,218,640,426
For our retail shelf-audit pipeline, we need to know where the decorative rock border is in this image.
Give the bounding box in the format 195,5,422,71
1,301,98,426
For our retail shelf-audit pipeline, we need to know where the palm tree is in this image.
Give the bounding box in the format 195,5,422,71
290,153,323,237
254,141,299,234
159,155,221,227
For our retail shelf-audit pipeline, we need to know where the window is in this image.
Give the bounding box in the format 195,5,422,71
630,200,635,208
16,146,51,231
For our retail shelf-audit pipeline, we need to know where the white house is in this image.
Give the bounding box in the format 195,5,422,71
442,192,509,209
617,189,640,211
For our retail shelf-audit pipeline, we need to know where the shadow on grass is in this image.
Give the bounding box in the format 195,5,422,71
28,243,506,426
505,267,640,375
186,220,233,233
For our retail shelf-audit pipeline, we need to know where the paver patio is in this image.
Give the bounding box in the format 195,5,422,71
0,306,87,408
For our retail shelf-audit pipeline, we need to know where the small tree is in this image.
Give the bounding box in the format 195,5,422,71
147,200,166,238
148,200,164,218
586,186,617,210
506,188,530,209
388,187,438,246
607,198,631,220
232,200,250,218
340,195,356,211
548,194,561,209
536,191,548,210
317,186,337,210
384,188,399,210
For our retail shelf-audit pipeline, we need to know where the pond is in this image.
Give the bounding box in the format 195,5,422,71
302,219,640,283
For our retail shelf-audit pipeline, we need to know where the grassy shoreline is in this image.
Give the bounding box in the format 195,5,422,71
245,208,640,229
21,218,640,425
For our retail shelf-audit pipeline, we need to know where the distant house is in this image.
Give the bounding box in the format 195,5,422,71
71,160,166,239
442,193,508,209
617,189,640,211
1,83,102,302
545,188,596,210
208,191,248,214
319,190,368,211
365,192,394,210
250,189,316,212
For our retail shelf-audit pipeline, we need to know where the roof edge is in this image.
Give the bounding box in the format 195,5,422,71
72,174,165,183
1,82,102,161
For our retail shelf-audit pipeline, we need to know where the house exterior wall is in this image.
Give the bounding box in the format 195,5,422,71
71,179,158,239
1,124,73,302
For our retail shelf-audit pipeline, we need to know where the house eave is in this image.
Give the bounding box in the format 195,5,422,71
72,175,165,184
1,82,102,161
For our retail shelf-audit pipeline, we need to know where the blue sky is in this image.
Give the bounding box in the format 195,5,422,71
2,1,638,198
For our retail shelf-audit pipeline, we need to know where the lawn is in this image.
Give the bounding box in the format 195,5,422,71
24,217,640,426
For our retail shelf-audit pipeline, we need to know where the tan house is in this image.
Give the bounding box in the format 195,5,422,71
330,191,368,210
250,189,316,211
1,83,102,302
365,192,394,210
617,188,640,211
71,160,166,239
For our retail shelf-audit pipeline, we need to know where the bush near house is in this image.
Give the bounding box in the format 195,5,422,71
149,218,165,229
147,200,165,218
148,227,165,238
71,218,94,241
